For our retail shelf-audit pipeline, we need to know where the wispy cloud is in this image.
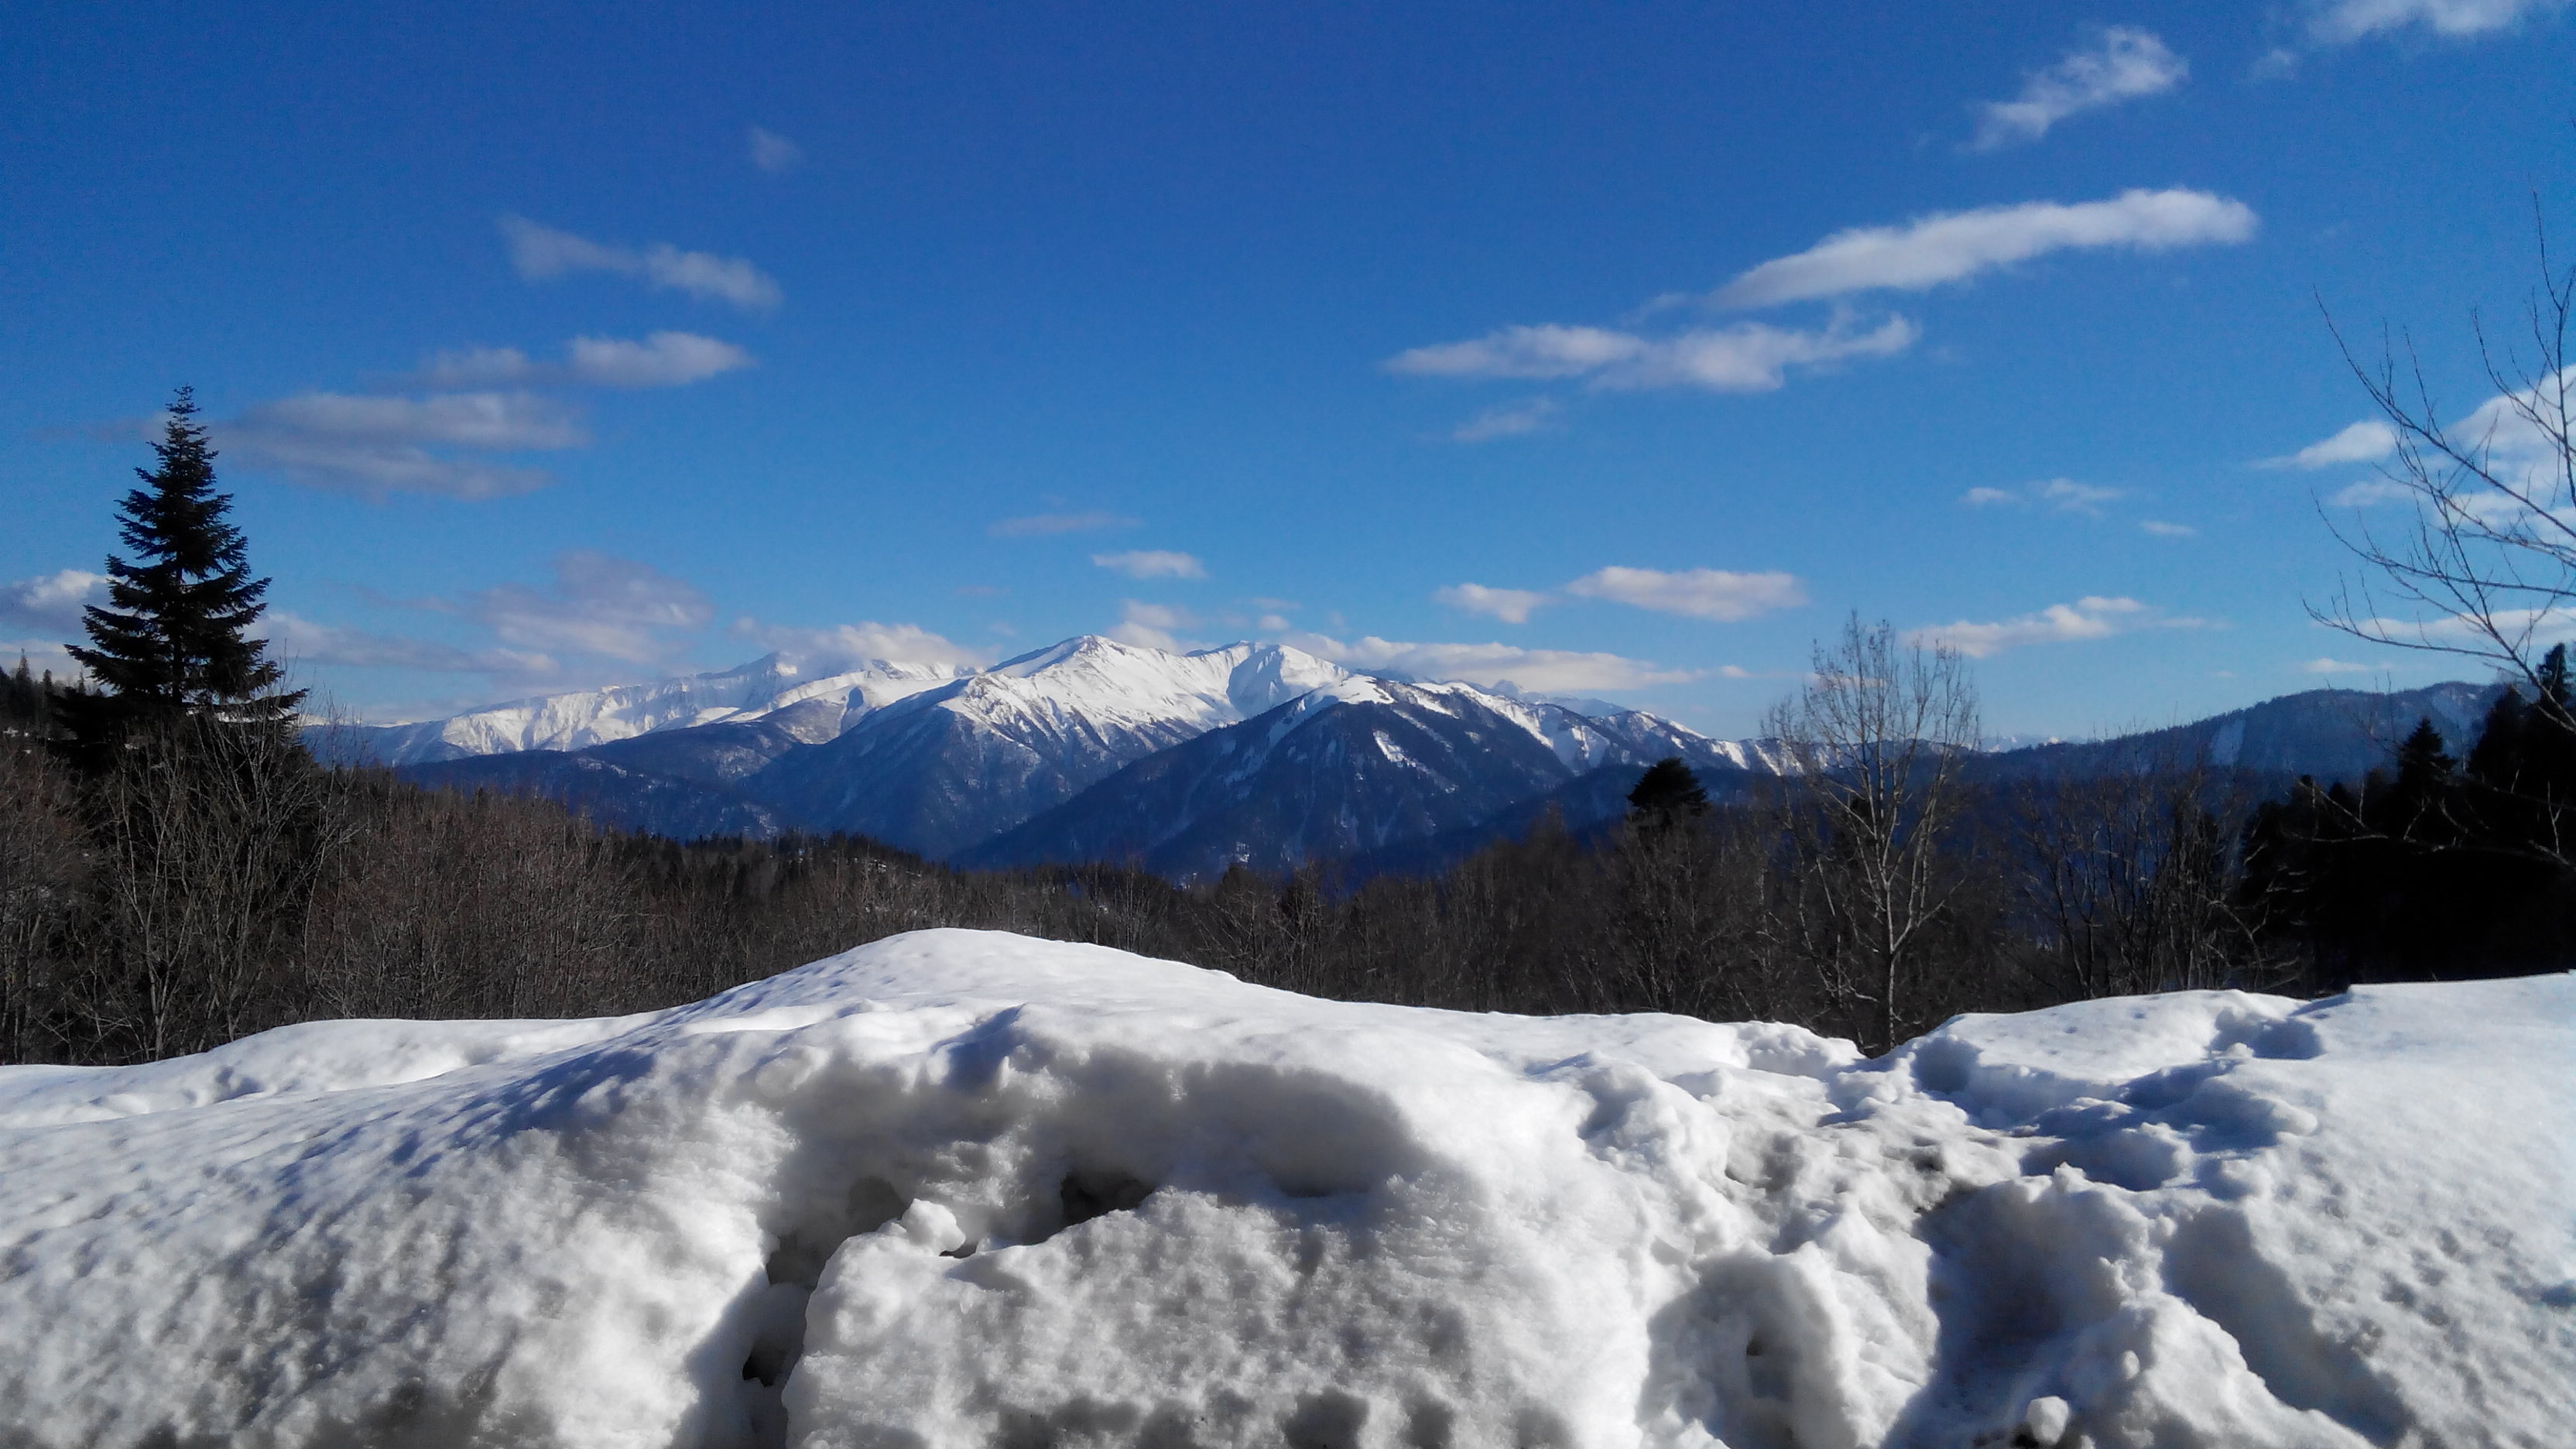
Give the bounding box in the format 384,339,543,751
1713,190,2257,308
1109,601,1199,652
1971,28,2187,149
1450,397,1560,442
1907,595,2212,657
1389,311,1919,393
1286,632,1701,693
2300,656,2385,674
1959,478,2126,515
418,332,754,389
224,391,583,501
2304,0,2569,44
726,617,990,670
2263,419,2397,469
1091,550,1208,581
988,510,1139,537
425,550,714,669
498,216,783,311
1565,566,1807,621
1435,584,1548,625
2141,519,2198,537
2280,368,2574,500
265,612,555,675
0,568,107,639
747,126,804,173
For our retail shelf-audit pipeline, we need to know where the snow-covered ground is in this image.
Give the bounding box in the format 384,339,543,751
0,932,2565,1449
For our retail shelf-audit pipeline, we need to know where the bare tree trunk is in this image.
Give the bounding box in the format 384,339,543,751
1765,616,1982,1051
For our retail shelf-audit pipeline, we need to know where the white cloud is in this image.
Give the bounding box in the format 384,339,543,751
1907,596,2151,657
1286,632,1701,693
1391,324,1651,380
419,332,754,389
1565,566,1807,622
1389,312,1918,393
2300,656,2384,674
1451,397,1560,442
2141,519,2198,537
1091,550,1208,581
249,391,582,451
2341,604,2576,653
1713,190,2258,308
567,333,755,387
1109,601,1199,652
2454,365,2576,482
415,346,538,388
2266,419,2397,469
2291,368,2573,504
265,612,554,675
2306,0,2568,43
1435,584,1548,625
440,551,714,668
1972,28,2187,149
726,618,992,670
2040,478,2123,515
747,126,804,173
988,510,1139,537
1960,478,2125,515
498,216,783,311
0,569,107,638
224,391,582,500
2330,479,2416,507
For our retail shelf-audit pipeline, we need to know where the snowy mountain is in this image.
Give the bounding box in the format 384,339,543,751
334,632,2502,871
739,635,1351,857
3,929,2563,1447
380,635,1358,855
315,653,971,765
959,676,1754,878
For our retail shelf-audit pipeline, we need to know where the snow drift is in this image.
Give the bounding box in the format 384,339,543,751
0,931,2565,1449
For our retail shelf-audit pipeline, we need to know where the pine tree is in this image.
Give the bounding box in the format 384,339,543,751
1626,757,1710,827
61,389,302,762
2379,717,2460,845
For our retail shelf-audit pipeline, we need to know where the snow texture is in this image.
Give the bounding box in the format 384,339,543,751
0,932,2565,1448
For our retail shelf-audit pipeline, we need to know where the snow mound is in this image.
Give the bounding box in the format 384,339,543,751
0,933,2565,1449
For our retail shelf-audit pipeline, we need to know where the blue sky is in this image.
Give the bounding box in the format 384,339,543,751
5,1,2572,738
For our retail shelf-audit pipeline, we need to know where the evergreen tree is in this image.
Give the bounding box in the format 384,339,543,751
2378,718,2460,845
1626,757,1710,828
2465,687,2529,790
61,389,302,762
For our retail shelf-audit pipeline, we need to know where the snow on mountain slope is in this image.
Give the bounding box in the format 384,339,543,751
0,930,2563,1449
742,636,1351,856
320,654,970,765
960,676,1732,878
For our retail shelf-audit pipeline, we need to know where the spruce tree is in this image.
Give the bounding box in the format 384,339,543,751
1626,756,1710,827
62,389,302,762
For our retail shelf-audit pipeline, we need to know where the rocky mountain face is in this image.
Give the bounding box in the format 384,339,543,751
326,634,2502,875
955,677,1749,878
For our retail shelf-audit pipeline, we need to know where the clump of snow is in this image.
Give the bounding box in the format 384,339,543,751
0,932,2564,1448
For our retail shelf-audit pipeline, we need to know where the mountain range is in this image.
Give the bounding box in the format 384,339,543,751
317,635,2498,879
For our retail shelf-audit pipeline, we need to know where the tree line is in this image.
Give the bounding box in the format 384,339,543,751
5,392,2571,1067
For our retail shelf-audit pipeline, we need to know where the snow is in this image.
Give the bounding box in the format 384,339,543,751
0,933,2564,1449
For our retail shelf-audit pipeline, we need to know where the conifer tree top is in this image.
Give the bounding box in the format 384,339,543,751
64,389,302,732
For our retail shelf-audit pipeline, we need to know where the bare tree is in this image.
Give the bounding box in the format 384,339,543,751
2009,756,2288,999
2314,202,2576,694
1763,616,1982,1050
